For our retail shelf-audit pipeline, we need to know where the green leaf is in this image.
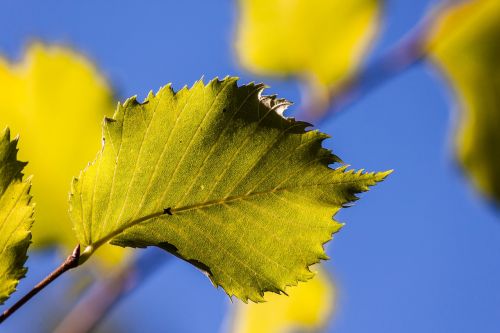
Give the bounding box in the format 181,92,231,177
70,77,390,302
427,0,500,202
0,43,127,265
0,128,34,305
229,267,335,333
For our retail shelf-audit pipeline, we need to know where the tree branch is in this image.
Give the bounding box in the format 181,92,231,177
298,0,458,124
0,244,81,324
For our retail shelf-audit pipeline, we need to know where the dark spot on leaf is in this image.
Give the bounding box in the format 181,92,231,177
163,207,172,215
158,241,179,254
188,259,213,277
222,108,227,113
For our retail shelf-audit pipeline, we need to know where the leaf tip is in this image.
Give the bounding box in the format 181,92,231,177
377,169,393,181
122,95,138,108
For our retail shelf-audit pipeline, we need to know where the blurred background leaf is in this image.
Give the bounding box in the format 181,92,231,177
0,43,126,265
228,268,334,333
234,0,381,116
427,0,500,203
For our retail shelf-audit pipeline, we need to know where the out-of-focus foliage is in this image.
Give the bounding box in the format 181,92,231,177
70,77,390,302
230,268,334,333
0,128,33,304
0,44,126,264
235,0,381,112
427,0,500,202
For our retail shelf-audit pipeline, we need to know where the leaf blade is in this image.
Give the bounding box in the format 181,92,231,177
0,128,34,305
70,77,390,301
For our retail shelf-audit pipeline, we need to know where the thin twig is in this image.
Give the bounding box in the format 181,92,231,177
0,244,81,324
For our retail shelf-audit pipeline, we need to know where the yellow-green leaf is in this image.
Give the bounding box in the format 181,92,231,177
235,0,380,92
229,268,334,333
0,128,33,304
427,0,500,201
70,77,390,302
0,43,125,264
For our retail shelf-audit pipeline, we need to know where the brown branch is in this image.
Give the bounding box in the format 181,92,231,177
0,244,81,324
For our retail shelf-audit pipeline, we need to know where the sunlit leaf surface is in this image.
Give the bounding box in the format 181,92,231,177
230,268,334,333
0,44,125,264
235,0,380,93
427,0,500,202
0,128,33,304
70,77,390,301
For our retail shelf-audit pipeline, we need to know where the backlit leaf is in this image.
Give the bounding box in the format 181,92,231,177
0,128,33,304
0,43,125,263
229,268,334,333
70,77,390,301
427,0,500,202
235,0,380,94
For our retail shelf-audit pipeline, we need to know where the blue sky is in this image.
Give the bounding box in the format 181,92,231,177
1,0,499,332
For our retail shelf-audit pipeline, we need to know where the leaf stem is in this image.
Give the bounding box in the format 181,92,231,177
0,244,81,324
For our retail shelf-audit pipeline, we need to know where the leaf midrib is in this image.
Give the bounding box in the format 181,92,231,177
88,177,361,251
